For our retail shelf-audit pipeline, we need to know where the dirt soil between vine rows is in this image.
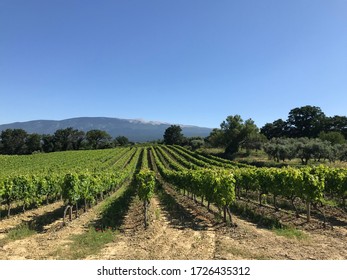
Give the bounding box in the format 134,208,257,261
0,183,346,260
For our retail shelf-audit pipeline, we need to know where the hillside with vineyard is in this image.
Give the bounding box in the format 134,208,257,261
0,145,346,260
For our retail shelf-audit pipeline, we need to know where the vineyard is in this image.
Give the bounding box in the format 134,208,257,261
0,145,346,260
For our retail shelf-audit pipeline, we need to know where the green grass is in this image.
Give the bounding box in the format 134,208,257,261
155,207,161,220
0,223,36,247
63,227,116,259
51,182,136,259
272,227,308,240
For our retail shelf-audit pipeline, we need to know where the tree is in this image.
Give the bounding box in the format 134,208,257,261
318,131,345,145
25,133,42,153
325,115,347,138
220,115,259,157
0,129,28,154
86,130,112,149
241,132,267,154
163,125,184,145
263,138,298,162
115,136,129,146
260,119,288,139
205,128,225,147
70,130,85,150
41,134,55,153
187,137,205,150
287,105,326,138
52,127,85,151
53,128,74,151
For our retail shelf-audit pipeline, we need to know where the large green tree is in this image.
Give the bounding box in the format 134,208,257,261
41,134,55,153
163,125,184,145
260,119,288,139
86,129,112,149
206,128,225,147
25,133,42,153
115,136,129,146
318,131,345,145
53,127,84,151
325,115,347,138
286,105,326,138
218,115,259,157
0,129,28,154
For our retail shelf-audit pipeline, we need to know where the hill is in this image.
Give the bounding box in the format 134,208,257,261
0,117,212,142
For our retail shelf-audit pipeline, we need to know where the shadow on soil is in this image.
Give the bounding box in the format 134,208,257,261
0,204,66,235
230,201,284,230
156,183,212,231
27,205,66,232
91,183,137,231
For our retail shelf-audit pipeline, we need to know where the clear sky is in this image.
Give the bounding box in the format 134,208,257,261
1,0,346,129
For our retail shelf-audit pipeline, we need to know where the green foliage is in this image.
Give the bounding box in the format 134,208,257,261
183,137,205,150
261,105,347,141
86,129,113,149
263,137,344,164
115,136,130,146
287,105,326,138
163,125,184,145
0,128,28,154
53,127,85,151
0,223,36,246
318,131,346,145
260,119,288,139
152,144,344,224
272,227,308,240
61,227,115,259
62,173,81,205
206,128,225,147
136,169,156,203
0,147,141,217
208,115,259,157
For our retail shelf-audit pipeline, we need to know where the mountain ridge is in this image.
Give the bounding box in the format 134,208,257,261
0,117,212,142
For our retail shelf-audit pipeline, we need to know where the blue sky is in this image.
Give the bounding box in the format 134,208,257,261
1,0,346,129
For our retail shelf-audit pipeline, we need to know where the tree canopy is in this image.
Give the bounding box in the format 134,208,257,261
86,129,112,149
163,125,184,145
0,128,127,155
207,115,259,157
261,105,347,140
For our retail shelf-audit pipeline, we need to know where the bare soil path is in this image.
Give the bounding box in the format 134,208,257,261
88,194,216,260
0,200,101,259
0,201,64,238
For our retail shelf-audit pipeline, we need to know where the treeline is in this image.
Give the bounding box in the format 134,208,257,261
203,105,347,163
261,105,347,139
264,137,347,164
260,106,347,164
0,127,131,155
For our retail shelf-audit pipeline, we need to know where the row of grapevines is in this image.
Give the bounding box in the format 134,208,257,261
0,173,62,217
165,145,213,169
172,145,248,168
154,146,186,171
0,148,127,176
233,166,326,222
151,146,236,223
108,147,137,171
159,145,247,171
0,148,139,218
159,146,200,170
310,165,347,206
135,148,156,228
61,147,142,212
154,145,338,223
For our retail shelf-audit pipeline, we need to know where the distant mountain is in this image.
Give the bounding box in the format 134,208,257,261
0,117,212,142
